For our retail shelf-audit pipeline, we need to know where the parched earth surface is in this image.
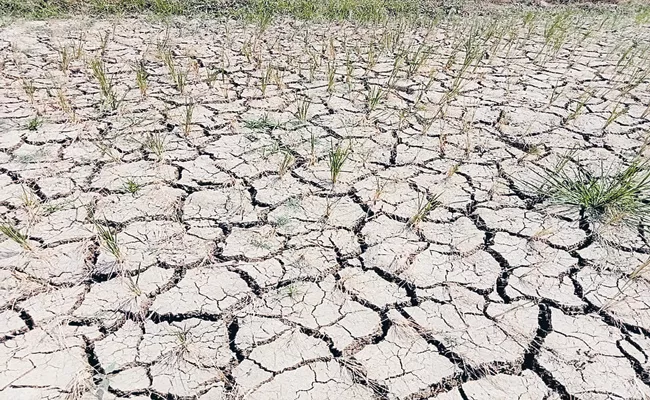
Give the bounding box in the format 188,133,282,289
1,11,650,400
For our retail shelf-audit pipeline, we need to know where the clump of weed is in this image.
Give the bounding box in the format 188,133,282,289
183,99,195,136
408,192,441,227
283,283,303,301
366,85,386,111
123,178,142,195
278,151,294,177
145,132,166,161
58,45,72,72
95,222,123,262
27,116,42,131
90,58,119,110
528,151,650,229
162,51,188,93
22,79,36,103
295,97,310,122
328,141,351,184
245,114,280,130
134,59,148,97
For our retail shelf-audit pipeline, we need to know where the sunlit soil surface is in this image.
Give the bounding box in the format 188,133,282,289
1,11,650,399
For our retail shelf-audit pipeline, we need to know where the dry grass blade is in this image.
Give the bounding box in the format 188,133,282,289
601,257,650,312
0,222,32,250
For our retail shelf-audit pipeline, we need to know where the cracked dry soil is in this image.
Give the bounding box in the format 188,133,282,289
1,11,650,400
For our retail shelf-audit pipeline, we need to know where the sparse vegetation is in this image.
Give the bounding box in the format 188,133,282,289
4,4,650,394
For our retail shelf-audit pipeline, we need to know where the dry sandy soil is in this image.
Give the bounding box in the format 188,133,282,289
1,9,650,400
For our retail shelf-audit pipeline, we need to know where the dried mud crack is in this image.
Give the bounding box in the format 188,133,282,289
1,7,650,400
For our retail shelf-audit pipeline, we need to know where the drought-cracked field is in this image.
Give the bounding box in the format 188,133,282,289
2,6,650,399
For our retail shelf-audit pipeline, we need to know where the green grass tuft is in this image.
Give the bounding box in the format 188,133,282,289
529,154,650,228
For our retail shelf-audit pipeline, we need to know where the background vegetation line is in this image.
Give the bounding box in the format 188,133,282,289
2,0,650,23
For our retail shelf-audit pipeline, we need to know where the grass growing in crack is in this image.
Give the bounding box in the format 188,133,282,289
447,163,460,178
372,176,387,203
162,51,188,93
245,114,280,131
308,129,318,166
134,59,148,97
57,88,72,114
564,89,594,124
145,132,166,161
278,151,294,177
366,85,386,111
295,97,310,122
58,45,72,72
21,186,40,223
99,30,111,56
183,99,195,136
547,80,565,107
327,62,336,93
123,178,142,195
403,42,430,77
0,221,31,250
95,222,123,262
22,78,36,103
27,116,42,131
345,51,354,90
260,65,271,96
528,154,650,228
328,141,351,184
283,283,303,301
408,192,441,227
90,58,119,110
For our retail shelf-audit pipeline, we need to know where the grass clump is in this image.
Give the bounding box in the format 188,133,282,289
328,141,351,184
245,114,280,131
27,116,42,131
278,151,295,177
123,178,142,195
90,58,120,110
408,192,441,227
529,152,650,229
95,222,123,262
